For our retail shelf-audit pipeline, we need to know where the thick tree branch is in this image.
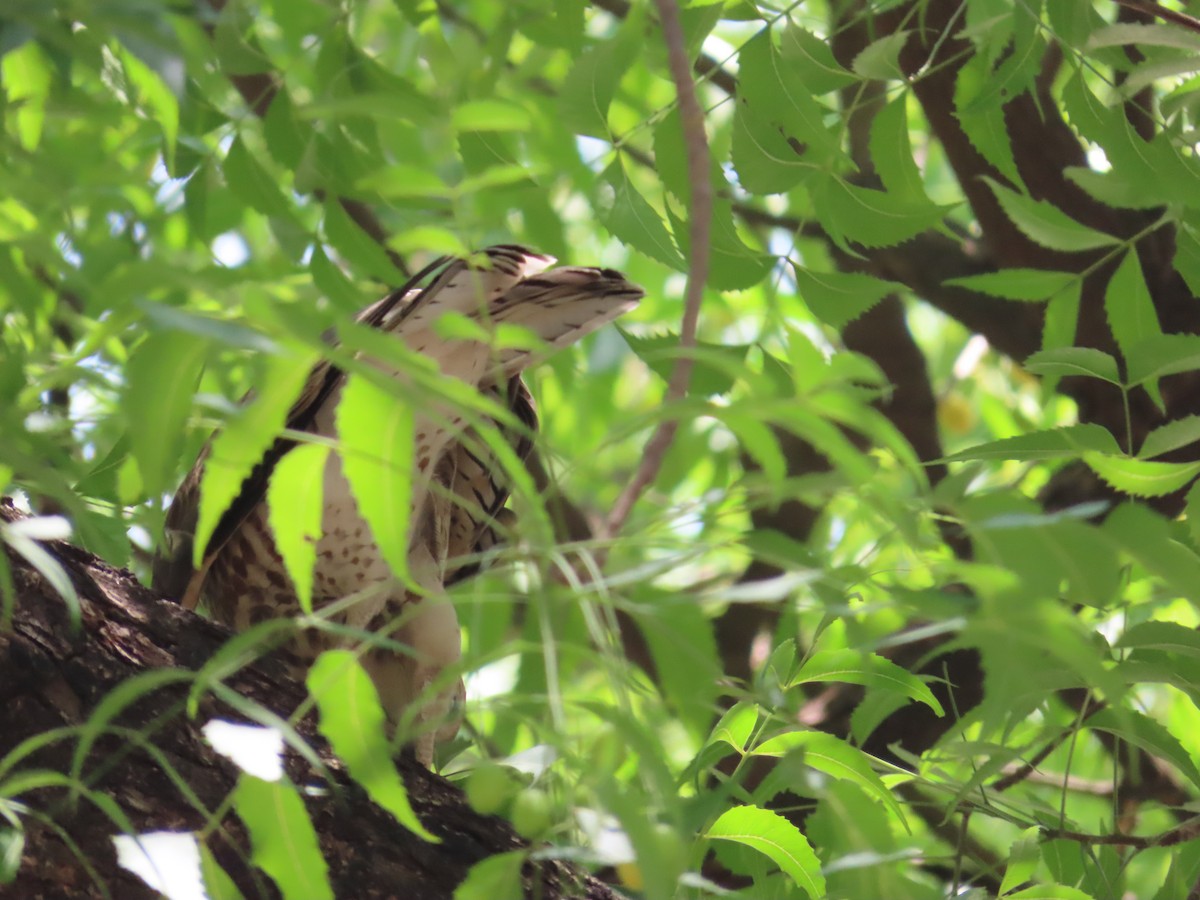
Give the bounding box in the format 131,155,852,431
0,501,614,900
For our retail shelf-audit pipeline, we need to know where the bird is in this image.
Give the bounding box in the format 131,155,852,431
152,244,643,763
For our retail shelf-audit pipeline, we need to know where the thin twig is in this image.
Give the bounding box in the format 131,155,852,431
605,0,712,538
1112,0,1200,33
1044,815,1200,848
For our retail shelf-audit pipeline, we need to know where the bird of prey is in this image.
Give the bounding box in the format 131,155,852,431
152,245,643,763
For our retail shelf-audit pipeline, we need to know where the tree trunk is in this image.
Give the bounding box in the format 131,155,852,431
0,500,614,900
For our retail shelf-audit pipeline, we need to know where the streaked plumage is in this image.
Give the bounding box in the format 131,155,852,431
152,245,642,763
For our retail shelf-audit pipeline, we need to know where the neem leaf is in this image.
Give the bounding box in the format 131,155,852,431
558,24,641,138
793,266,898,329
267,444,330,613
598,158,686,270
125,331,208,497
946,268,1077,301
1084,453,1200,498
334,373,414,582
1104,503,1200,601
706,805,825,899
233,776,333,900
983,177,1120,252
307,651,438,841
323,199,407,283
453,851,525,900
790,649,944,715
1025,347,1120,384
940,424,1121,463
1117,620,1200,657
1104,250,1162,364
1087,707,1200,792
194,351,315,566
1138,416,1200,459
813,177,950,249
1126,333,1200,387
224,138,292,219
869,96,927,201
619,329,750,396
754,731,906,826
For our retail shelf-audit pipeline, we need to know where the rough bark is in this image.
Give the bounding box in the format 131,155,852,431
0,500,614,900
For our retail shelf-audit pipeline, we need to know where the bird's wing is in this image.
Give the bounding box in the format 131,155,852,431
151,246,559,606
444,376,537,585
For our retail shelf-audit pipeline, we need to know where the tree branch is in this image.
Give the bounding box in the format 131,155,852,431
0,500,615,899
606,0,712,538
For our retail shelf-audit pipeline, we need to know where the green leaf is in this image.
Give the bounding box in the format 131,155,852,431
1,40,51,151
793,267,897,329
194,352,315,566
233,776,333,900
451,99,532,132
633,589,723,739
1138,416,1200,459
598,158,685,270
267,444,329,614
1087,22,1200,52
852,30,910,80
1104,250,1162,365
619,330,750,396
1118,620,1200,657
708,702,758,753
1103,503,1200,600
999,828,1041,896
198,841,245,900
666,198,774,291
120,47,181,173
224,138,293,219
1025,347,1120,384
1125,333,1200,387
323,199,406,283
1083,453,1200,498
263,89,306,169
558,25,641,138
791,649,944,715
753,731,906,826
778,25,855,94
1041,281,1083,358
945,268,1077,301
310,244,366,312
334,373,414,581
0,828,23,884
1189,479,1200,549
813,178,950,249
1064,166,1163,210
307,651,438,841
983,177,1121,252
1087,707,1200,792
125,331,208,497
1007,886,1095,900
940,424,1121,463
1175,226,1200,296
732,31,840,194
1,517,80,626
1062,72,1200,210
954,54,1021,185
869,97,928,201
453,851,525,900
706,805,825,899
